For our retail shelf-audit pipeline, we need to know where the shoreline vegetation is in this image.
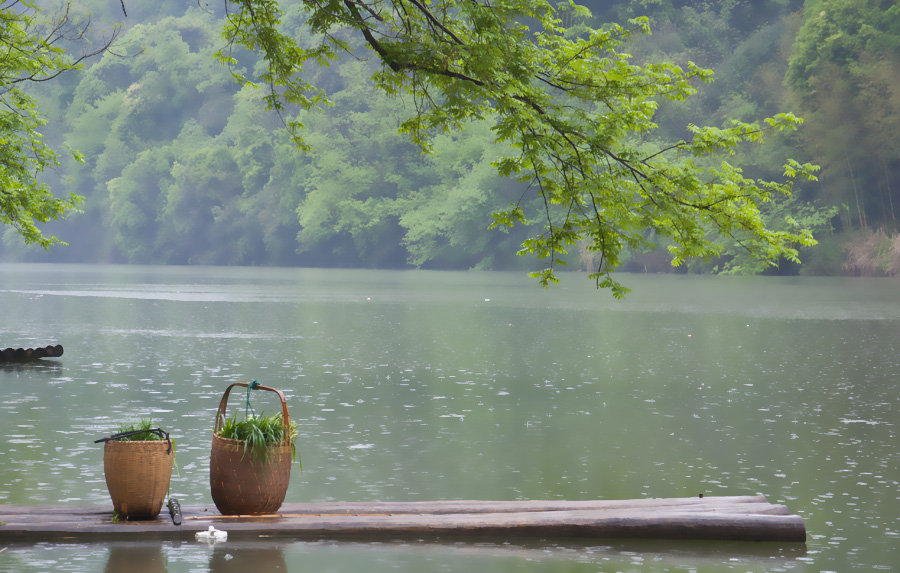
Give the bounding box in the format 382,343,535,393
842,229,900,277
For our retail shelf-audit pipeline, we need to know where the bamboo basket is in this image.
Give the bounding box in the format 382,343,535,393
103,438,174,520
210,382,293,515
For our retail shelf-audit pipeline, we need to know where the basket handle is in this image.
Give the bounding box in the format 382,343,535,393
214,382,291,440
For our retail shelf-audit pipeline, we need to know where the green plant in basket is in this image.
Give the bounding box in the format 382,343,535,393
109,418,179,476
114,419,167,441
218,411,300,467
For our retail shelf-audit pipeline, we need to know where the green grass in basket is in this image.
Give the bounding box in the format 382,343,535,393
112,418,180,478
115,418,166,441
218,411,299,466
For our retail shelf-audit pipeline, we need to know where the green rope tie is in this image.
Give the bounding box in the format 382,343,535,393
245,380,260,419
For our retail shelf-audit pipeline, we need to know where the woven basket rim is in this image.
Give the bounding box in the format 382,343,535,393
104,439,173,447
212,432,291,448
104,438,170,442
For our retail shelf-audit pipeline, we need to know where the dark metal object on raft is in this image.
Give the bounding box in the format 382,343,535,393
167,498,183,526
0,345,64,363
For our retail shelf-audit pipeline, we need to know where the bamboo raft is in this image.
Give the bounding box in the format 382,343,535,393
0,495,805,543
0,345,63,363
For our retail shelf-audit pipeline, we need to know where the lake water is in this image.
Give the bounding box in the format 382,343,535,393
1,264,898,571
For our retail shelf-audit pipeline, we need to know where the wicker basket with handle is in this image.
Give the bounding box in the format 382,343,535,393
99,429,174,520
209,382,293,515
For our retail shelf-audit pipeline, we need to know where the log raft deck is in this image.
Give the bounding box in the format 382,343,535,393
0,495,805,543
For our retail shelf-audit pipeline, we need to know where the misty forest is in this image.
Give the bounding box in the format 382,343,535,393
4,0,900,280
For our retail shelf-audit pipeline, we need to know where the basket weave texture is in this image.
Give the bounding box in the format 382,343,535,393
210,382,293,515
103,440,173,519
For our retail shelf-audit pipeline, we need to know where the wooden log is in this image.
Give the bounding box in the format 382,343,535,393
195,504,792,519
270,495,776,515
0,344,63,362
193,509,807,543
0,496,788,518
0,497,806,543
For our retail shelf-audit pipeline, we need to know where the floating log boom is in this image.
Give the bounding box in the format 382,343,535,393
0,345,63,362
0,495,805,543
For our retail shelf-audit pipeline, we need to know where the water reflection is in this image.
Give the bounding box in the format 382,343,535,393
104,544,167,573
5,539,806,572
315,538,808,567
0,361,63,375
207,544,287,572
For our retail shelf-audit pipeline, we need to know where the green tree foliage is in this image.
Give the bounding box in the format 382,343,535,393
589,2,836,276
400,120,534,270
220,0,818,295
17,8,536,270
286,59,530,269
12,0,887,288
786,0,900,233
0,1,114,248
65,11,248,263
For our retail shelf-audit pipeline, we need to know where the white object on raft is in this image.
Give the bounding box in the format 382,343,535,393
195,525,228,543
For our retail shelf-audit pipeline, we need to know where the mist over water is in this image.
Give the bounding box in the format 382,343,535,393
1,264,898,571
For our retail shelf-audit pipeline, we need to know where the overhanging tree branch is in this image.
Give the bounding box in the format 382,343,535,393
1,0,117,248
215,0,819,296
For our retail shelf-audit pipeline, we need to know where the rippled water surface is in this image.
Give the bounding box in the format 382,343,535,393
1,264,898,571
